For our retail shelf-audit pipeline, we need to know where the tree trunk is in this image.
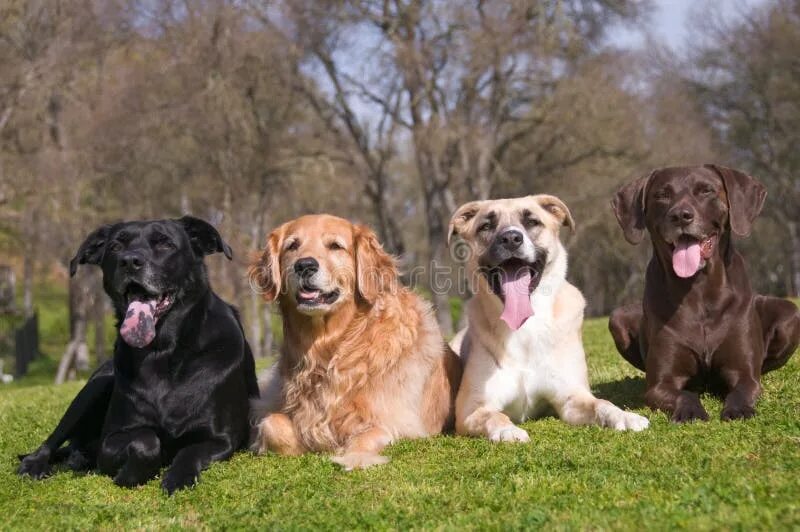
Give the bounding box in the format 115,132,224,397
367,176,406,257
0,265,15,312
55,319,87,385
180,186,191,215
22,253,34,317
425,185,455,337
58,271,91,383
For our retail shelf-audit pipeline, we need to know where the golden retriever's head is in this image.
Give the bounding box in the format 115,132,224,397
447,195,574,301
250,214,397,315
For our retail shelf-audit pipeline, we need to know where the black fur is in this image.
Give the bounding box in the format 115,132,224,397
18,217,258,494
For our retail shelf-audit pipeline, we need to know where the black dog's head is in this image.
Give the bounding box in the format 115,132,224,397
612,164,766,278
70,216,232,348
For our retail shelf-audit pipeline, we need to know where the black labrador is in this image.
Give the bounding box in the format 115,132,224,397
609,164,800,422
17,216,258,494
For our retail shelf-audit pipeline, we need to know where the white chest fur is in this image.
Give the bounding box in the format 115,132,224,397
465,253,587,423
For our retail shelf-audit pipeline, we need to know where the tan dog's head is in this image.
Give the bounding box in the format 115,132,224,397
448,195,574,329
250,214,397,315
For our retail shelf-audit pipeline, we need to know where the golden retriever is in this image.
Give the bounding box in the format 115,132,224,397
249,214,461,470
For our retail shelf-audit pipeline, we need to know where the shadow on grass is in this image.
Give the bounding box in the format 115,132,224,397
593,375,647,409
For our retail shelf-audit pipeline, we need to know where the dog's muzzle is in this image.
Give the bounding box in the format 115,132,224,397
478,239,546,331
290,257,341,312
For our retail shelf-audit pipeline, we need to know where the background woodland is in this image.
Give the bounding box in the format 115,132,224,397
1,0,798,371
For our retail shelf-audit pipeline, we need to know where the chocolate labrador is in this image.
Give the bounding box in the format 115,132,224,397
609,164,800,422
17,217,258,494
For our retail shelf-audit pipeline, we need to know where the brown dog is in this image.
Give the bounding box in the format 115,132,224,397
609,164,800,422
248,214,461,469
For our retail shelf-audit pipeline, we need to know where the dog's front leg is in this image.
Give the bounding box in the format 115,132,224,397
331,427,393,471
18,361,114,479
557,392,649,431
98,428,162,488
161,436,234,495
609,304,646,371
457,406,530,443
719,368,761,421
645,347,708,423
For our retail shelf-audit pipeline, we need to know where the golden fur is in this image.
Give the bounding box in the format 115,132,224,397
249,214,461,469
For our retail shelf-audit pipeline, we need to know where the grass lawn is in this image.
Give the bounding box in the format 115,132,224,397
1,312,799,530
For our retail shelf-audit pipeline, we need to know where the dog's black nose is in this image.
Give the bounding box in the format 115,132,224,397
669,207,695,226
119,252,144,271
498,229,524,251
294,257,319,278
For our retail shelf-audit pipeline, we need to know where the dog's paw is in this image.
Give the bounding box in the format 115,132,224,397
721,403,756,421
671,402,709,423
331,452,390,471
17,452,52,480
113,462,160,489
113,467,148,489
161,465,198,495
616,411,650,431
488,425,530,443
65,449,92,472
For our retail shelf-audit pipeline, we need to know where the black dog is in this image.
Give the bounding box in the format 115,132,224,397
609,165,800,422
18,217,258,494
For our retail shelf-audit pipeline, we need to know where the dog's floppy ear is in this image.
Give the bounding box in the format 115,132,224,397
612,172,654,245
447,201,483,245
354,224,398,305
249,224,285,303
535,195,575,234
69,225,112,277
178,216,233,260
705,164,767,238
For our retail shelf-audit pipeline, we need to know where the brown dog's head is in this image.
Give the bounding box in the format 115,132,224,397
612,164,766,278
448,195,574,330
249,214,397,315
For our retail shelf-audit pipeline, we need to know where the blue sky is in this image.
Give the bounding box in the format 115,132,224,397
610,0,767,50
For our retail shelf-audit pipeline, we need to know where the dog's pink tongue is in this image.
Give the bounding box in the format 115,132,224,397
500,268,533,331
120,300,157,348
672,239,702,278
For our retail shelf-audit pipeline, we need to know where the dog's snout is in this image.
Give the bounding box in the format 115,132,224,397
497,229,524,251
294,257,319,278
668,206,695,226
119,252,144,272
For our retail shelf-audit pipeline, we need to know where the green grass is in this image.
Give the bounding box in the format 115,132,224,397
1,315,799,530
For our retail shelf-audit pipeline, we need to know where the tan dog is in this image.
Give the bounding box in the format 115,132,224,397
249,214,461,470
449,195,649,442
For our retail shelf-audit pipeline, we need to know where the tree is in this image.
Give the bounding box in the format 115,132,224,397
251,0,646,333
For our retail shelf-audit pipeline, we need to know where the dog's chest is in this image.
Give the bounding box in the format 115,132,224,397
119,357,217,436
494,307,561,419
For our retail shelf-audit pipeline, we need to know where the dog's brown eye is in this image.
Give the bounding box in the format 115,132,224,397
524,217,542,229
654,188,670,201
328,242,344,251
286,240,300,251
695,184,714,196
109,241,123,253
478,221,493,232
156,241,174,251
